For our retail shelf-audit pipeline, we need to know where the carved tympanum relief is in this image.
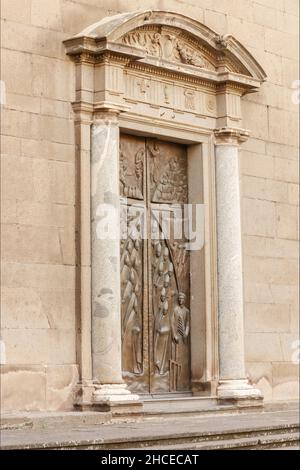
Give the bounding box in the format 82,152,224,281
120,135,191,394
120,26,215,70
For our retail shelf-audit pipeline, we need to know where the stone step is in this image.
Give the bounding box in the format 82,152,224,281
87,424,300,450
0,411,113,431
0,400,259,431
142,396,235,416
3,422,298,450
130,432,300,450
2,400,299,431
1,410,299,450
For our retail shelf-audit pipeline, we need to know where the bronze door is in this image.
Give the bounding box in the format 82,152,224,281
120,134,191,395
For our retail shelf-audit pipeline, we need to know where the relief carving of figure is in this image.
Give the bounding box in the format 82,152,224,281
152,157,188,203
171,242,188,279
169,292,190,391
171,292,190,345
121,223,143,375
147,139,161,185
119,151,128,193
154,288,171,375
148,32,162,57
176,40,204,67
135,148,144,181
152,239,176,378
119,148,144,199
153,246,173,289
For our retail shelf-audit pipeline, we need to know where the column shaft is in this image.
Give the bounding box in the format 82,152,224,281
214,129,262,403
215,144,245,380
90,114,140,409
91,116,122,384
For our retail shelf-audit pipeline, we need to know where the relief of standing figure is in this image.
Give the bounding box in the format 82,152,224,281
169,292,190,391
171,292,190,344
154,288,171,375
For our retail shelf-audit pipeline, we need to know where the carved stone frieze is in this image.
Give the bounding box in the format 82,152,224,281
120,26,213,70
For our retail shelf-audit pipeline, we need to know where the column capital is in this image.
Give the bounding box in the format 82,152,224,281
214,127,250,146
93,103,130,124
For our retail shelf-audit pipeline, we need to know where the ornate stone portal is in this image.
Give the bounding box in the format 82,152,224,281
64,10,266,412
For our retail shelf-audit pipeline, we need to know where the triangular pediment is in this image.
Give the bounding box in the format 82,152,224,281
64,10,267,87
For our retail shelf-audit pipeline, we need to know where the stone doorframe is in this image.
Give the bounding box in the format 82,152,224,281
64,10,267,412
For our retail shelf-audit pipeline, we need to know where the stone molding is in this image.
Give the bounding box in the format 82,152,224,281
65,10,266,82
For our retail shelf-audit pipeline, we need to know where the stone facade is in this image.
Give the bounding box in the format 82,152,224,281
1,0,299,411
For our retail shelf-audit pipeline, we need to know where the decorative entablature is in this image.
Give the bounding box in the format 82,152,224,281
64,10,266,132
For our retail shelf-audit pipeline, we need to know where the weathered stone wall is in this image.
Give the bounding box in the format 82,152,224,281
1,0,299,410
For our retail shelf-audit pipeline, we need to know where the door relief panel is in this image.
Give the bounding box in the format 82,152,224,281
120,134,191,394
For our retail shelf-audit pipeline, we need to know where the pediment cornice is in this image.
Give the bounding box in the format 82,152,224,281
64,10,266,92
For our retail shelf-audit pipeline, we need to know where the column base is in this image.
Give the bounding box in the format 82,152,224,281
74,382,143,416
92,383,143,415
217,379,263,407
191,379,218,396
73,381,97,410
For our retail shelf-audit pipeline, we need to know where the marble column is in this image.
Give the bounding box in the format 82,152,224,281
91,112,140,410
214,128,262,403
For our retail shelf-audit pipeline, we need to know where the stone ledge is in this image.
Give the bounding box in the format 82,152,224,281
0,410,299,450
